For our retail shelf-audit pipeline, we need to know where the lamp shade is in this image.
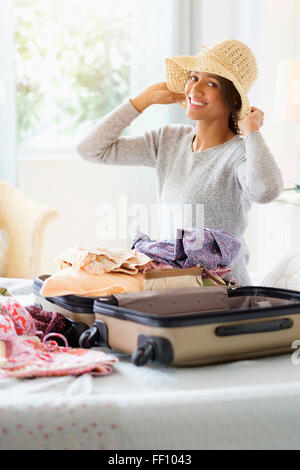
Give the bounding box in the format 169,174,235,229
273,60,300,123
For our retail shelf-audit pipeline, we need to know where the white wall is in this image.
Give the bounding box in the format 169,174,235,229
245,0,300,275
18,157,133,274
261,0,300,186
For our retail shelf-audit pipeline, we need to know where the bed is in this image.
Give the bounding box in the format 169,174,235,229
0,277,300,450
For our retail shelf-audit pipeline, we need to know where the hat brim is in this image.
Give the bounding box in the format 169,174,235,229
165,55,250,121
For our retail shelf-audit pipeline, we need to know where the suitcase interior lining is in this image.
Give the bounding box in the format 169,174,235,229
228,295,294,311
114,293,295,316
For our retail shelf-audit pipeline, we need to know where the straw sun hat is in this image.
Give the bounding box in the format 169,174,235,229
165,38,258,121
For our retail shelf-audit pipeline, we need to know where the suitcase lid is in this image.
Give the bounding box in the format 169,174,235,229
93,285,300,328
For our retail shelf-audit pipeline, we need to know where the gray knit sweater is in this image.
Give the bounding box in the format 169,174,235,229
77,100,284,285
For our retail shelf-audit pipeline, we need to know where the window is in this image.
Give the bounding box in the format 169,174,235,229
13,0,133,156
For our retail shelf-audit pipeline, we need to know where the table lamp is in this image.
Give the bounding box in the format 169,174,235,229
273,59,300,190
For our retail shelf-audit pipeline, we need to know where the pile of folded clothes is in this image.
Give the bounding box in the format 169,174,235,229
40,246,151,297
40,227,241,298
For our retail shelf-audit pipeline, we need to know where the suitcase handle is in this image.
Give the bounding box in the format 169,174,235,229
215,318,293,337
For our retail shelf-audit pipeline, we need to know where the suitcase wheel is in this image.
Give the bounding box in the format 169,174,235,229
131,341,155,366
79,320,109,349
65,321,90,348
79,325,100,349
132,335,174,367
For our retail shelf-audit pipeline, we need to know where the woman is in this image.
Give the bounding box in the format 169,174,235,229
77,39,283,285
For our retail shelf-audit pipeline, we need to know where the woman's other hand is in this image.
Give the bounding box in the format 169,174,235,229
146,82,186,105
130,82,185,112
238,106,264,137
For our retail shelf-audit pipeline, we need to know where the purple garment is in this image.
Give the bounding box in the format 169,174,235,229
131,228,241,270
25,306,68,335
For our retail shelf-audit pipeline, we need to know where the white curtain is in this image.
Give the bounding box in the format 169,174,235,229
0,0,17,185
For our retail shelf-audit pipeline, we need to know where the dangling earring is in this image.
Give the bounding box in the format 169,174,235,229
232,111,241,135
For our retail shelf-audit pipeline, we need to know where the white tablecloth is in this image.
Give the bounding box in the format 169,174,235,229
1,278,300,450
1,352,300,450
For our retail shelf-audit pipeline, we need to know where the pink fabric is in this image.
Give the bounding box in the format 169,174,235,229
206,267,232,278
0,338,118,378
142,262,232,279
0,299,38,338
142,261,174,271
1,299,38,336
0,298,118,379
0,315,17,340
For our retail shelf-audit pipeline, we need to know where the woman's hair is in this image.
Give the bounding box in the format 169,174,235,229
214,75,242,135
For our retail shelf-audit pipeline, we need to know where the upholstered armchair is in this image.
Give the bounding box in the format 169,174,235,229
0,180,58,279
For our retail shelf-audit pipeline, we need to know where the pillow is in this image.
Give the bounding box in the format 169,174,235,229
40,266,143,298
262,247,300,290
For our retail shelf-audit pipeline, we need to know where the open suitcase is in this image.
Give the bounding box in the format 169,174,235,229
33,274,94,347
79,285,300,367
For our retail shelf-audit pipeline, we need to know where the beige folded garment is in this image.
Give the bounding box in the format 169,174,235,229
40,266,144,298
55,246,151,275
142,266,227,291
143,266,204,290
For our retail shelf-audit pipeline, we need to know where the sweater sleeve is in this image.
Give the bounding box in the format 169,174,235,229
76,100,161,168
235,131,284,203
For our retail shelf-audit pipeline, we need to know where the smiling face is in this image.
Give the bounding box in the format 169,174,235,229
184,71,231,122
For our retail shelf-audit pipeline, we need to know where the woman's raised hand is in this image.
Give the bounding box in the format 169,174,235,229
146,82,186,105
237,106,265,137
130,82,186,112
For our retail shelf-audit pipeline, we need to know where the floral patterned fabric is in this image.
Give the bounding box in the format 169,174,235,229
131,228,241,271
0,298,38,338
55,246,151,275
0,339,118,379
0,298,118,379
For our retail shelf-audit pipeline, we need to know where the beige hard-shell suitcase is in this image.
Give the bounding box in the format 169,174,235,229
79,285,300,367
